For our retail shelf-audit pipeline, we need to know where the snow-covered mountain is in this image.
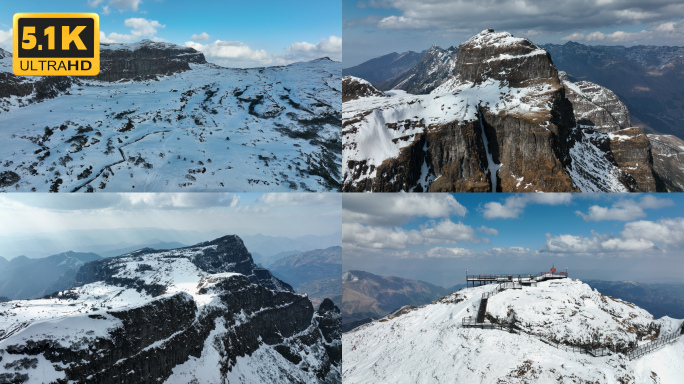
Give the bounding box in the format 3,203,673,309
377,45,458,94
342,29,663,192
343,279,684,383
543,42,684,140
342,51,424,86
0,235,341,383
0,40,341,192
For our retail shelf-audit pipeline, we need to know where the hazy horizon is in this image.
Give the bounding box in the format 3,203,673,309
0,193,341,259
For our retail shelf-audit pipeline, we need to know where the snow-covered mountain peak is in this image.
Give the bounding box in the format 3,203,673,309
465,29,529,49
344,279,684,383
0,236,341,383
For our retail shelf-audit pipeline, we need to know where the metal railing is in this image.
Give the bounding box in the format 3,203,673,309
627,329,683,360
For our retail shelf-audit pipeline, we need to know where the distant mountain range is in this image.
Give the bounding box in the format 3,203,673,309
0,251,101,300
343,51,424,85
269,246,342,308
342,269,463,332
242,231,342,264
586,280,684,319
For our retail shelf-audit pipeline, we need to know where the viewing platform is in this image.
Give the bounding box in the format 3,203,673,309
466,271,567,288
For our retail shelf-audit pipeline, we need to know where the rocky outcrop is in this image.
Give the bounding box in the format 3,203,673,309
378,45,458,94
560,72,630,132
0,72,73,102
454,30,557,86
648,134,684,191
95,40,207,82
607,128,657,192
316,299,342,366
342,76,385,102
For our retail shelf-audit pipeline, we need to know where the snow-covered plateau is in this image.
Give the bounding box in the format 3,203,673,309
343,279,684,384
0,41,341,192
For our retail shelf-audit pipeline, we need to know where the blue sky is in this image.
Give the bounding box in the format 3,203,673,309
0,0,341,67
0,193,341,258
343,0,684,66
343,193,684,286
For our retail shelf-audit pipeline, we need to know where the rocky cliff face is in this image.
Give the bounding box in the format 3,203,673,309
559,71,630,132
648,134,684,192
0,41,206,107
97,40,207,82
342,76,385,102
343,29,663,192
0,235,340,383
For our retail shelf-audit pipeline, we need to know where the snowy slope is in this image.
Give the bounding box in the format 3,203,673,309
343,279,684,384
0,49,341,192
0,237,340,383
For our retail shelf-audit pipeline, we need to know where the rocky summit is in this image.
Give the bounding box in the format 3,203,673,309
0,235,341,383
342,29,666,192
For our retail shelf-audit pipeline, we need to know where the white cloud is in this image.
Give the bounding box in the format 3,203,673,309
486,246,531,255
426,247,475,258
184,40,280,67
343,219,482,250
109,0,143,12
185,35,341,68
101,18,165,43
542,232,655,254
621,218,684,246
576,204,645,222
287,35,342,61
90,0,141,13
258,193,340,207
343,194,467,226
477,225,499,236
191,32,210,42
377,16,432,30
576,196,673,222
542,216,684,256
561,19,684,45
121,193,240,209
0,28,12,52
483,194,573,219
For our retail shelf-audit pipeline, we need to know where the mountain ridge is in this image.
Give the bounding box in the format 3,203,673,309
0,234,341,383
